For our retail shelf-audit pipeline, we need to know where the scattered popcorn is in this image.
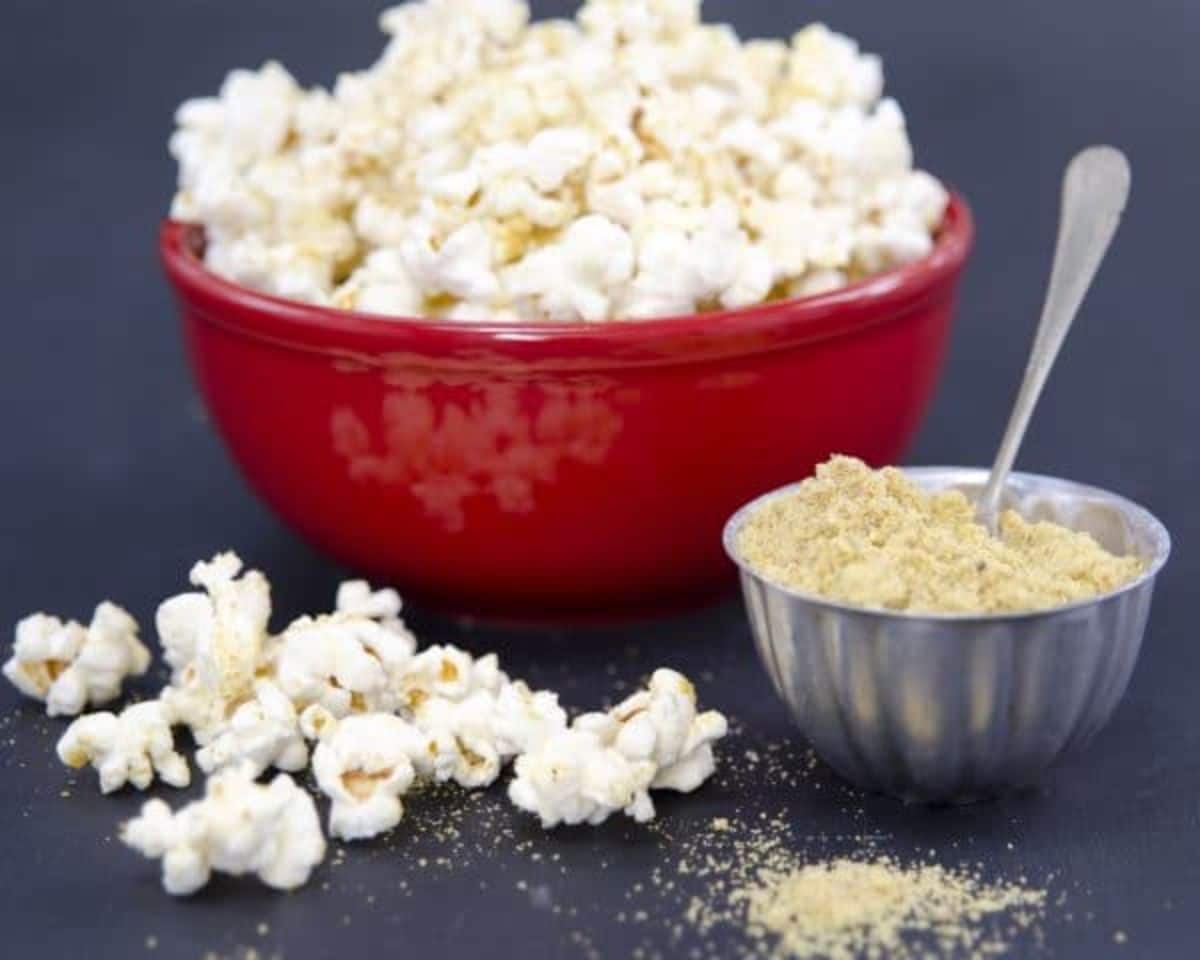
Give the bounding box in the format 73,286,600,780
171,0,947,322
157,552,272,744
195,679,308,778
309,713,423,840
122,768,326,895
4,603,150,717
14,551,727,896
57,700,190,794
508,668,727,826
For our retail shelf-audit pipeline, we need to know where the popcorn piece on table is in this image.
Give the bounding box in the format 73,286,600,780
274,607,416,717
391,640,557,787
195,679,308,778
57,700,190,794
394,645,536,787
4,603,150,717
309,712,427,840
122,767,325,895
491,679,568,756
334,579,404,625
508,724,658,827
609,667,729,791
508,667,727,827
409,691,506,788
299,702,339,742
288,632,565,796
156,552,272,744
397,644,504,708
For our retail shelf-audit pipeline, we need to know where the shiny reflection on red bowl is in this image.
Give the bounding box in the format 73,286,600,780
161,193,973,621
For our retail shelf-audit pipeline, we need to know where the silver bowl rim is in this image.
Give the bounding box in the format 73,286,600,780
722,465,1172,625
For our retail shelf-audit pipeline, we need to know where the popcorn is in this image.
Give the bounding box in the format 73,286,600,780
398,643,499,707
331,249,421,316
409,691,506,788
299,702,339,741
17,549,728,898
506,214,635,321
122,768,325,895
309,713,423,840
401,221,501,303
274,610,416,716
491,679,568,755
156,552,272,744
508,725,657,827
195,680,308,778
170,0,947,322
620,200,768,318
4,603,150,717
57,700,190,794
508,668,727,826
782,24,884,109
608,668,728,791
335,579,404,623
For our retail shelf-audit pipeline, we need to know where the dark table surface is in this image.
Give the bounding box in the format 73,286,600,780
2,1,1198,957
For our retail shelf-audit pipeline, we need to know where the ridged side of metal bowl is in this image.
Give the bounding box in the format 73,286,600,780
723,467,1171,803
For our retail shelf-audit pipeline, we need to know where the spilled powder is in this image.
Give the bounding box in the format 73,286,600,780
737,856,1046,960
661,816,1048,960
736,455,1144,613
631,738,1050,959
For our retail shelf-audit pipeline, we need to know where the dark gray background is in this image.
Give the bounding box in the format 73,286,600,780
1,1,1197,957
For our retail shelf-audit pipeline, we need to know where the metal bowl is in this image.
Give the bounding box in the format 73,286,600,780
722,467,1171,803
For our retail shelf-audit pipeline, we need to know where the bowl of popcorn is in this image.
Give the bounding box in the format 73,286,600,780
724,457,1170,802
161,0,973,619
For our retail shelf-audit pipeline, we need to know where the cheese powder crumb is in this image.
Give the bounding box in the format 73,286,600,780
740,856,1046,960
736,456,1144,614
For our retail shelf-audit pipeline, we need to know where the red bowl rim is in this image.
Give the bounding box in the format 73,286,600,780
161,191,973,369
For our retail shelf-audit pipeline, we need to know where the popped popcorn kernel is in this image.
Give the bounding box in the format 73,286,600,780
122,767,325,895
57,699,190,794
4,602,150,717
194,679,309,778
508,667,727,827
309,713,422,840
156,551,272,744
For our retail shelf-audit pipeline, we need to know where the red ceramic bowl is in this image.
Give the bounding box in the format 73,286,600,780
162,194,973,621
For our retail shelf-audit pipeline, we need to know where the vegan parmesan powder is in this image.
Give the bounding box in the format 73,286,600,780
666,804,1051,959
737,856,1046,960
737,456,1143,613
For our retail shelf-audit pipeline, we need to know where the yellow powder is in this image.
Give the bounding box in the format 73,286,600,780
740,856,1046,960
657,792,1050,960
737,456,1144,614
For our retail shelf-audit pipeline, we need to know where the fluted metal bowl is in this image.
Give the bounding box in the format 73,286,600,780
723,467,1171,803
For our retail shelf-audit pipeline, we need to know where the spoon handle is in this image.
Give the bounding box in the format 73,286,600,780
977,146,1131,530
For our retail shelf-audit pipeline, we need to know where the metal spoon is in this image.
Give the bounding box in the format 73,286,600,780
976,146,1131,532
